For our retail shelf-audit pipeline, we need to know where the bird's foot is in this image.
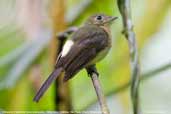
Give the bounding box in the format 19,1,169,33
86,65,99,77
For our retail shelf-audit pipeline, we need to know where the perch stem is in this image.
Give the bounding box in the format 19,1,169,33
87,65,110,114
91,73,110,114
117,0,141,114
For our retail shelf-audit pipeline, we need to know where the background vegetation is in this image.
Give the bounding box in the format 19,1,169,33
0,0,171,113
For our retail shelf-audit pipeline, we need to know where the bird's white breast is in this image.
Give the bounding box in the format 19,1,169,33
61,40,74,57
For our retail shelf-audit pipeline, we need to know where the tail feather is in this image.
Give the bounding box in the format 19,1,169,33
33,67,63,102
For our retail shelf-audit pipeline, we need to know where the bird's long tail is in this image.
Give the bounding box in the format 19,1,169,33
33,67,63,102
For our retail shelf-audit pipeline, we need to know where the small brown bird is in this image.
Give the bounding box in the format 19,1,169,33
34,14,118,102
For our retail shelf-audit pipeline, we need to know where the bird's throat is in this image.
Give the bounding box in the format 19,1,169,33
100,25,111,35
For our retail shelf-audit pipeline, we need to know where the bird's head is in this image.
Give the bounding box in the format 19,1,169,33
85,14,118,26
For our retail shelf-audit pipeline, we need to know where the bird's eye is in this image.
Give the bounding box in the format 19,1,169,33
96,15,103,20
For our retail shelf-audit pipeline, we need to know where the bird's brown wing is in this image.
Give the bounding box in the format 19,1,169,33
56,25,108,68
63,46,96,82
56,26,109,81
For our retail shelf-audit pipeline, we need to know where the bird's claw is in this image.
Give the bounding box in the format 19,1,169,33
86,65,99,77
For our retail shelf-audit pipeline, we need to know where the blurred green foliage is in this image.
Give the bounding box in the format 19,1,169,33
0,0,170,112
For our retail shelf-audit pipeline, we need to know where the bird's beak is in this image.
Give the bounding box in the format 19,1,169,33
108,16,118,22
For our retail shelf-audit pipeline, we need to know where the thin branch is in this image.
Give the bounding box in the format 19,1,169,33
81,63,171,110
91,72,110,114
108,63,171,95
117,0,141,114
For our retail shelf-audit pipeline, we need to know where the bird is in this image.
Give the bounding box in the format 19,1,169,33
33,14,118,102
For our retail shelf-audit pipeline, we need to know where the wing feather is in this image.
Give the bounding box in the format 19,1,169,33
55,25,109,81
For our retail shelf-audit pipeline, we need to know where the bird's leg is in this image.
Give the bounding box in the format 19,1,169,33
86,65,110,114
86,65,99,77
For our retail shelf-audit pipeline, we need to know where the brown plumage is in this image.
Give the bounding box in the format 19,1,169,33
33,14,117,102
